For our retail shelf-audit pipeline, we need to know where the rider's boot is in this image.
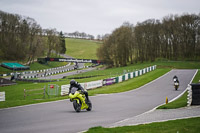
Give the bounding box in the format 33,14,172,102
85,97,91,104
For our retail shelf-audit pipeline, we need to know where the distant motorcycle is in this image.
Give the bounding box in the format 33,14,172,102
174,81,179,91
69,87,92,112
173,75,179,90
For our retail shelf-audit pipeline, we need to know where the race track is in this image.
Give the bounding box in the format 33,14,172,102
0,69,197,133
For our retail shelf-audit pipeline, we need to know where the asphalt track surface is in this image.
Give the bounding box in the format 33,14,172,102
0,69,197,133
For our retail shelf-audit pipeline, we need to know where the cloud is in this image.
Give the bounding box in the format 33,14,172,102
0,0,199,36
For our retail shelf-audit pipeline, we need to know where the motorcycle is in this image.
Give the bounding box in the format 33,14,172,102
174,81,179,91
69,87,92,112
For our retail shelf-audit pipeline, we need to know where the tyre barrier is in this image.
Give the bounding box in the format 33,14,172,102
187,83,200,106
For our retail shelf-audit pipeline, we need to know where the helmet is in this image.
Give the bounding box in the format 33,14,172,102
70,79,76,85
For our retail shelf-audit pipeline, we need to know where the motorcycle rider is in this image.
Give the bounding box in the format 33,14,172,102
69,79,90,103
173,75,179,83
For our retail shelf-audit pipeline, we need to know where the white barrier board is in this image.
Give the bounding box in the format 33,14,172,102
135,71,138,77
0,92,5,101
61,84,70,96
125,74,129,80
84,80,103,90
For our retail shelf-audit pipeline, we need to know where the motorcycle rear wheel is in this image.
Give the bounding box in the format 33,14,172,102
73,100,81,112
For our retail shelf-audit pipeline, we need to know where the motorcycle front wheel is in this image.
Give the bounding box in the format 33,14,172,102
86,101,92,111
73,100,81,112
175,86,178,91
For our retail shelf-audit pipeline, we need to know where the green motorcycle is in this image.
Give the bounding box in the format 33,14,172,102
69,87,92,112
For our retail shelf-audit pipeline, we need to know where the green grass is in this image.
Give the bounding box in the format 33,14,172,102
0,80,68,108
65,38,101,59
29,62,68,70
192,69,200,83
85,117,200,133
155,61,200,69
157,69,199,109
0,66,12,74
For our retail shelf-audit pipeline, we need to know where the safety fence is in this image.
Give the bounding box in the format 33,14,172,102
24,84,59,99
24,87,46,100
61,65,157,96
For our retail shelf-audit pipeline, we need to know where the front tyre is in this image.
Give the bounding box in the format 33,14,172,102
86,101,92,111
73,100,81,112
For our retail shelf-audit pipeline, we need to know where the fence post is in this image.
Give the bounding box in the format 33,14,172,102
24,89,26,99
43,86,45,99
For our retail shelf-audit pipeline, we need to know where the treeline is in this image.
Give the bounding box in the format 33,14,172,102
65,31,95,40
97,13,200,67
0,10,66,64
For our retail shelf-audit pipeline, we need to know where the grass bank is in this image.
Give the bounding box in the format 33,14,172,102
86,117,200,133
65,38,101,59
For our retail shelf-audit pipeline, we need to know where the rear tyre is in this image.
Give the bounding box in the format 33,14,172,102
73,100,81,112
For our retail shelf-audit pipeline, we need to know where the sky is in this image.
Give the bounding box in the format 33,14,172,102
0,0,200,37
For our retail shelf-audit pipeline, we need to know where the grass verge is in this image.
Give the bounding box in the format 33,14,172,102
85,117,200,133
65,38,101,59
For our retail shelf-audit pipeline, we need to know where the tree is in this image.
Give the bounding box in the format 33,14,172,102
59,31,66,54
45,28,58,57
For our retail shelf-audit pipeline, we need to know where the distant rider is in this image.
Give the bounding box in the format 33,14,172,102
69,79,90,103
173,75,179,83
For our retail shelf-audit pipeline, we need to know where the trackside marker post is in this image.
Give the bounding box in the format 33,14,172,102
166,97,168,104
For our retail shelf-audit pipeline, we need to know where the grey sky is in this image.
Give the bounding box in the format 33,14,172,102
0,0,199,37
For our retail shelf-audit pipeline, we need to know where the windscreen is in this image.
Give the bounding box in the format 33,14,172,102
71,87,78,94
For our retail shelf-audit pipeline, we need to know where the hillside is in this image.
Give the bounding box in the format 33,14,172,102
65,38,102,59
